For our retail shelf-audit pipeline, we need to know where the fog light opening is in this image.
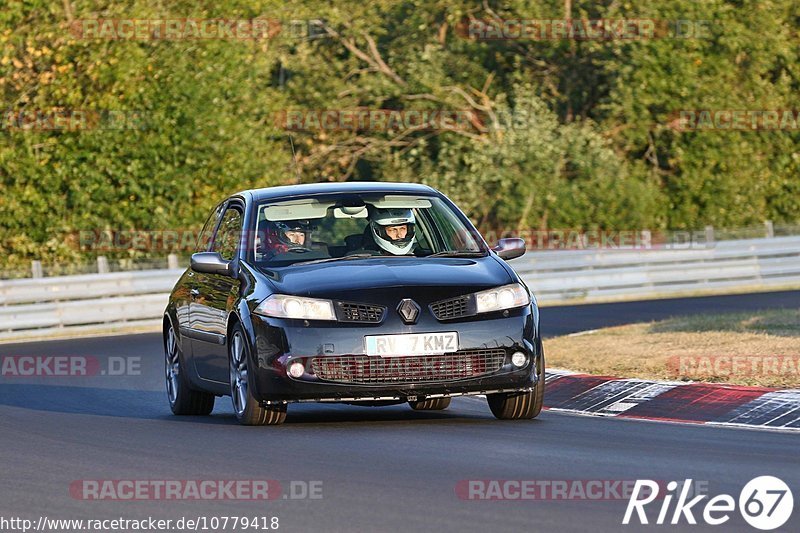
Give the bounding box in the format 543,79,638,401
288,361,305,378
511,351,528,368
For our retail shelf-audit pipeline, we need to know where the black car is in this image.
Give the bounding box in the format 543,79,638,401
164,182,544,425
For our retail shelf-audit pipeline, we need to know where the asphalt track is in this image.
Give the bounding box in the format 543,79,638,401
1,290,798,532
541,289,800,336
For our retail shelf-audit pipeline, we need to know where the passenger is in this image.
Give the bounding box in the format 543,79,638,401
263,220,313,257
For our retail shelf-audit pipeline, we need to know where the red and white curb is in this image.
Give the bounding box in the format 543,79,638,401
543,370,800,432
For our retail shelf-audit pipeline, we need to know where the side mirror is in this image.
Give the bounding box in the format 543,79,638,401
191,252,234,277
492,238,526,261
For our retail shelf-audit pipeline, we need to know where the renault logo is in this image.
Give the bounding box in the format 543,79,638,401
397,299,420,324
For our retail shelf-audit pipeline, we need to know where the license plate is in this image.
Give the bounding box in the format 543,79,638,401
364,332,459,357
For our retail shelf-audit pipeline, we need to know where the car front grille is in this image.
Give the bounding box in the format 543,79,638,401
430,295,472,320
310,349,506,384
335,302,386,323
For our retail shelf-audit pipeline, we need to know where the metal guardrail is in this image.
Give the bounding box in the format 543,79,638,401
0,269,184,306
1,236,799,339
0,270,183,338
516,235,800,302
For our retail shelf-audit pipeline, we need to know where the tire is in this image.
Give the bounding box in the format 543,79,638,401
165,323,215,416
487,350,545,420
229,323,287,425
409,397,451,411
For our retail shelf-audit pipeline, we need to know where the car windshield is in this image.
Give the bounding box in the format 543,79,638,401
251,193,487,267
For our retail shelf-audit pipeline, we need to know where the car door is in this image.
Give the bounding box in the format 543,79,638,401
181,201,224,330
190,201,244,383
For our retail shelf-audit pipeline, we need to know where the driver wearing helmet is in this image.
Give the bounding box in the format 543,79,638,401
262,219,313,257
369,208,417,256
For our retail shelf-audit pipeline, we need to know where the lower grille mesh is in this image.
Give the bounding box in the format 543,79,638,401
310,349,506,384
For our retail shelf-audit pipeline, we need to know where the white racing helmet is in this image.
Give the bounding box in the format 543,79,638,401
370,208,416,255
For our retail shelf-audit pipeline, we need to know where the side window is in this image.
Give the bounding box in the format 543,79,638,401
211,206,243,261
411,208,431,251
427,205,480,251
195,203,225,253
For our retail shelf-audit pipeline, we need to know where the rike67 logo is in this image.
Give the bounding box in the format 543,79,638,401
624,476,794,530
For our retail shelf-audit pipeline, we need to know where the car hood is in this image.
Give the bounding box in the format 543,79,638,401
260,256,514,300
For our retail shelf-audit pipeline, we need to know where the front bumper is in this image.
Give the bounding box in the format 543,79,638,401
248,307,540,403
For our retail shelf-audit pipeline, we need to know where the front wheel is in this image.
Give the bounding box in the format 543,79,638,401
229,324,287,425
487,352,545,420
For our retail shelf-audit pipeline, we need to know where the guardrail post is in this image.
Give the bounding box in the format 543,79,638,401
765,220,774,238
167,254,179,269
31,260,43,278
640,230,652,250
704,225,715,245
97,256,109,274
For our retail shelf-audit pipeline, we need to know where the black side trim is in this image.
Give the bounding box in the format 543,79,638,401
180,327,227,345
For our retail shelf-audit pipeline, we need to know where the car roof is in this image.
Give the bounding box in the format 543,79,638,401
238,181,438,202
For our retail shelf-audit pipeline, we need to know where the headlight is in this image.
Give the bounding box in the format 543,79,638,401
255,294,336,321
474,283,530,314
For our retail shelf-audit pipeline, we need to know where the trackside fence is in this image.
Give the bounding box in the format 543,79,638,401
1,236,799,340
516,235,800,302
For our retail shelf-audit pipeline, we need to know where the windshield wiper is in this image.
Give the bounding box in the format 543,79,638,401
426,250,486,258
293,253,378,266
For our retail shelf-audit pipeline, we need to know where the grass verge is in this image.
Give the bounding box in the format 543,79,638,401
545,309,800,388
